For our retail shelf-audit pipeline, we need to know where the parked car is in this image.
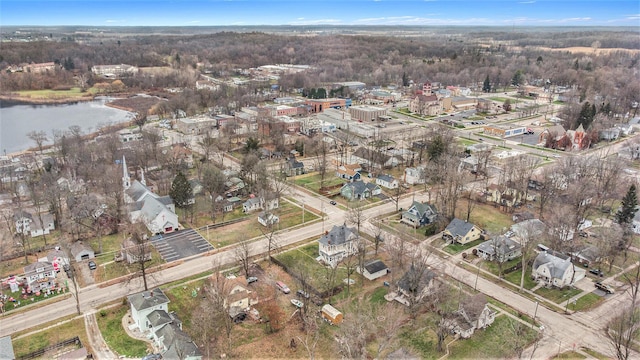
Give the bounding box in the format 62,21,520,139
330,200,337,205
88,261,97,270
247,276,258,284
589,269,604,277
275,281,290,294
595,282,614,294
296,289,310,299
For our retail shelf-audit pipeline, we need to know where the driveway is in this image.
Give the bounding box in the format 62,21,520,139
150,229,214,262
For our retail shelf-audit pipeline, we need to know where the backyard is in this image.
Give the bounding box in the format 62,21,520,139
11,316,90,359
96,305,150,358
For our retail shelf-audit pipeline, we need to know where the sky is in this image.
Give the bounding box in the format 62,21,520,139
1,0,639,27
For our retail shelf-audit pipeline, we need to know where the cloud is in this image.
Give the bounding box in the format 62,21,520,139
519,1,536,4
105,19,125,23
297,17,305,20
626,14,640,20
186,20,201,24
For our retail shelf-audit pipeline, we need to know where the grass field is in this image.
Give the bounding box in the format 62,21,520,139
571,292,603,311
534,286,582,304
16,87,95,99
96,305,150,358
12,317,89,358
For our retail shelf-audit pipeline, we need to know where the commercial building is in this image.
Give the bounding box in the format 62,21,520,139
305,98,350,113
349,105,387,122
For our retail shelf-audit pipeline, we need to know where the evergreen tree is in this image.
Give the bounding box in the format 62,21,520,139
503,99,512,112
511,70,524,86
170,171,193,208
616,184,638,225
402,72,409,87
577,102,596,129
482,75,491,92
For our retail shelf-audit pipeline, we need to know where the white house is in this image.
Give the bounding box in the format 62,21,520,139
13,210,55,238
376,174,399,189
257,212,279,227
128,288,171,331
404,166,425,185
532,250,585,288
448,294,496,339
318,225,359,267
242,196,279,213
23,261,57,292
395,266,437,306
357,259,389,280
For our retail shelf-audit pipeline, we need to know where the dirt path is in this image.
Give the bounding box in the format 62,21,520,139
84,312,118,360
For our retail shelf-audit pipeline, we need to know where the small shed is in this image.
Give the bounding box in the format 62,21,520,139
321,304,343,325
358,259,389,281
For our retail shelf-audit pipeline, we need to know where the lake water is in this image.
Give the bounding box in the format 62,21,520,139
0,97,133,154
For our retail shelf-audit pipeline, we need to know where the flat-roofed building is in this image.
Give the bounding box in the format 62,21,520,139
483,124,526,138
349,105,387,122
305,98,349,113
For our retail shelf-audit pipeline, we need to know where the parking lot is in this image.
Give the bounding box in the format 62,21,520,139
150,229,214,262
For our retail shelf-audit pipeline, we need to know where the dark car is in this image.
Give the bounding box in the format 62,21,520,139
330,200,337,205
247,276,258,284
296,289,310,299
589,268,604,277
63,264,71,272
88,261,97,270
595,282,614,294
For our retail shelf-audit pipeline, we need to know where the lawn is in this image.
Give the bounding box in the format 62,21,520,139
552,350,586,359
369,286,389,304
12,317,89,358
293,173,346,194
16,87,93,99
274,243,347,292
94,249,164,283
455,200,514,235
503,268,537,290
571,292,603,312
534,286,582,304
399,325,440,359
448,315,539,359
96,305,150,358
202,201,317,247
489,97,508,103
165,280,207,329
444,239,484,255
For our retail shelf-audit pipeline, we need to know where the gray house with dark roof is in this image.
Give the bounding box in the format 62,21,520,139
318,225,359,267
532,250,585,288
340,180,381,201
401,201,438,228
442,218,482,244
476,236,522,262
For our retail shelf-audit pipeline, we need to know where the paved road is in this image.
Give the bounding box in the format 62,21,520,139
0,178,631,359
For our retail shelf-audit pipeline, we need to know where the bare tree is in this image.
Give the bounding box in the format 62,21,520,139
234,238,251,276
27,130,48,154
606,306,640,360
123,222,154,292
203,269,236,356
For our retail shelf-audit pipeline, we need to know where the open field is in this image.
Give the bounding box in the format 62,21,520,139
11,317,90,359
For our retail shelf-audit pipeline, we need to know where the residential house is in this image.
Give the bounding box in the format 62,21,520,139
128,288,202,360
242,196,279,213
395,266,437,306
225,277,255,322
633,208,640,234
224,197,242,213
448,294,496,339
23,261,57,292
401,201,438,228
119,237,152,265
70,241,95,262
257,212,279,227
340,181,381,201
318,225,359,267
532,250,586,288
404,166,425,185
350,147,402,170
485,185,536,208
599,128,621,141
476,236,522,262
336,163,362,182
13,210,55,238
376,174,398,189
357,259,389,281
45,247,70,269
122,156,179,234
284,157,305,177
570,245,601,268
510,219,546,242
442,218,482,245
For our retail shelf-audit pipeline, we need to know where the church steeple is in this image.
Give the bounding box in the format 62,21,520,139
122,155,131,190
